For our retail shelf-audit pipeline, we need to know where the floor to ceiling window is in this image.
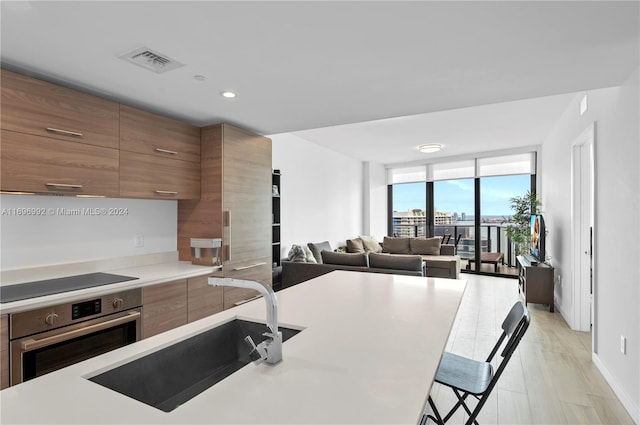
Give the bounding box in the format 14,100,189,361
387,153,536,277
433,178,476,269
392,182,426,237
479,174,531,271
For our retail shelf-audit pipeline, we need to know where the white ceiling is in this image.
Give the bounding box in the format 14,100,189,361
1,1,638,165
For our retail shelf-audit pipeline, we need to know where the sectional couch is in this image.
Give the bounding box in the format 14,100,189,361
379,236,460,280
281,250,424,289
281,237,460,289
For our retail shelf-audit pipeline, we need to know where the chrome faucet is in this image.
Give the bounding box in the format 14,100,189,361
207,277,282,365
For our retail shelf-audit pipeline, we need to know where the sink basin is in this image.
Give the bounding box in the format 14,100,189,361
89,319,301,412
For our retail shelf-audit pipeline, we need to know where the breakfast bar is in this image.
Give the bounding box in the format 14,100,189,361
0,271,466,424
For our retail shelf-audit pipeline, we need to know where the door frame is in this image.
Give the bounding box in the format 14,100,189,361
571,122,596,338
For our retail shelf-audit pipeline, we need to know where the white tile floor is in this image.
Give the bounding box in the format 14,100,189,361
424,274,634,425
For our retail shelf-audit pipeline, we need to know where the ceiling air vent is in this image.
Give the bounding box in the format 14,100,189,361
119,47,184,74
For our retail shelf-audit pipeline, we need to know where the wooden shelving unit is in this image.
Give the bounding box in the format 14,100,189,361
272,170,283,290
272,170,281,268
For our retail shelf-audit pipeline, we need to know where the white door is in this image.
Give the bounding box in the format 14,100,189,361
571,123,595,336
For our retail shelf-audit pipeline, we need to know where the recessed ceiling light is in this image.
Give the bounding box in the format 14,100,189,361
418,143,443,153
221,91,236,98
193,75,206,82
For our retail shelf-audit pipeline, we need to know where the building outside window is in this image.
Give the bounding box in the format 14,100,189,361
387,153,536,276
391,182,426,237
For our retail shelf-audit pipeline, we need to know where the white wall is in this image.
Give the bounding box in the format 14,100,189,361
363,162,387,238
271,133,363,256
540,67,639,422
0,195,177,270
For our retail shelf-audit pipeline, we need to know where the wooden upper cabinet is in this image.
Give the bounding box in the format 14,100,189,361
0,69,119,149
1,130,119,196
119,151,200,200
120,105,201,163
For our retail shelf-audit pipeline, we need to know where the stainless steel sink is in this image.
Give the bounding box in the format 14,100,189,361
88,319,301,412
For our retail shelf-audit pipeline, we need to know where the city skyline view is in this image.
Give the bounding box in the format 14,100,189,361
393,174,530,218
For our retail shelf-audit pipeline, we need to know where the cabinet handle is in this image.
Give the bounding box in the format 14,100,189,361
224,211,231,262
46,127,83,137
46,183,83,189
20,311,140,352
232,262,267,271
154,190,178,196
154,148,178,155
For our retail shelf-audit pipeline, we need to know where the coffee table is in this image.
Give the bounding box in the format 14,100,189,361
467,252,504,273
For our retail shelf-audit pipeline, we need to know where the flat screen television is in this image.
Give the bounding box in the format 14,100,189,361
530,214,545,263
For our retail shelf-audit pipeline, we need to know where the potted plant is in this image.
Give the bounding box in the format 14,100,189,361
505,190,542,255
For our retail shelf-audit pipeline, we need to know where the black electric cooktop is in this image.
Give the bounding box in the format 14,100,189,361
0,272,139,303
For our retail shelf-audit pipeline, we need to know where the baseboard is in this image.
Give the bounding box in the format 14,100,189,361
553,297,573,328
592,353,639,424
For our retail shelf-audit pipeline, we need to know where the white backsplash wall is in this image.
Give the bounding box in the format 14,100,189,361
0,195,177,270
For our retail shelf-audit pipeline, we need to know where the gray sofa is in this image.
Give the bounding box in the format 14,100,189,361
281,251,424,289
380,236,460,279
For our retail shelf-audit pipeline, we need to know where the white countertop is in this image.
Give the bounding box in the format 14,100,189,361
0,252,217,314
0,271,467,424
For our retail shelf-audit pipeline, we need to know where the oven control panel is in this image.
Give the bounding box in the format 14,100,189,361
9,288,142,339
72,299,102,320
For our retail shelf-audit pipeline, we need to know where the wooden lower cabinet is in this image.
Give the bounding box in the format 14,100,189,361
187,275,223,323
1,314,8,390
223,259,272,310
142,279,188,339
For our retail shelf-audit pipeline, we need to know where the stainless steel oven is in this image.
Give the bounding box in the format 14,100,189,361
9,288,141,386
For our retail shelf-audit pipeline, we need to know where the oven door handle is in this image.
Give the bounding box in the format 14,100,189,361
20,311,141,352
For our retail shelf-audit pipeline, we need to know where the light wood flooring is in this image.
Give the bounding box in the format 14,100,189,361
425,274,635,425
459,260,519,277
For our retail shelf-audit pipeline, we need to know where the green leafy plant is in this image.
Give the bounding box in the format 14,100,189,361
505,190,542,255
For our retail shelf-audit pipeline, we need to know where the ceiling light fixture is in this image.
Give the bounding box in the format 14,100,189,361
418,143,443,153
221,91,236,98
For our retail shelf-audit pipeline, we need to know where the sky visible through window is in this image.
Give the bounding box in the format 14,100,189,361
393,174,530,217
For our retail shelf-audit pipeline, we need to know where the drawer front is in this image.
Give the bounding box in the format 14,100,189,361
119,151,200,200
223,258,272,310
142,279,188,339
120,105,201,163
187,275,223,323
223,287,262,310
1,130,119,196
1,70,119,149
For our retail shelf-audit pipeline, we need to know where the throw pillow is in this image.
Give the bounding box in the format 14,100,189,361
359,235,383,253
288,245,307,262
346,238,365,253
410,237,441,256
381,236,411,254
320,251,368,267
304,245,317,263
307,241,332,264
